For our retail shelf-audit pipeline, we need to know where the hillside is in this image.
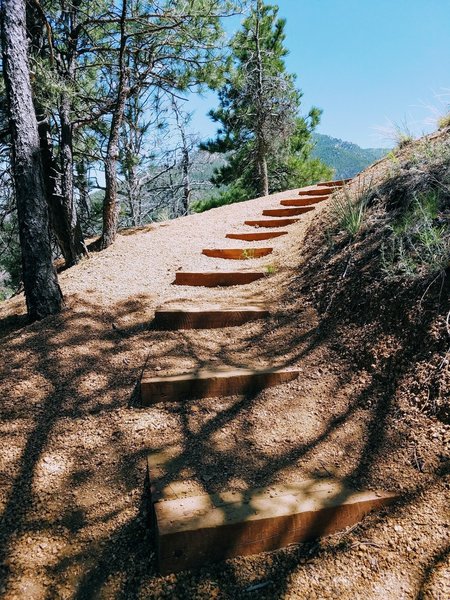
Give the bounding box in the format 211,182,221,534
0,130,449,598
312,133,388,178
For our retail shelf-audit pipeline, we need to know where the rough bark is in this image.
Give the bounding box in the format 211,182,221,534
28,0,87,266
127,164,139,227
97,0,128,250
35,103,87,266
56,0,87,265
254,0,269,197
258,153,269,197
75,159,90,222
1,0,62,320
59,91,87,265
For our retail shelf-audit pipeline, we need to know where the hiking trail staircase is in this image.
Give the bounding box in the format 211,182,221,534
140,179,397,573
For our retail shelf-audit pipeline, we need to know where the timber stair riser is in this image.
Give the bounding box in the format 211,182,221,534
174,272,265,287
226,231,288,241
149,473,398,574
202,248,273,260
280,197,328,207
245,219,299,228
262,207,314,217
317,179,351,187
153,306,270,330
299,189,334,197
140,367,299,405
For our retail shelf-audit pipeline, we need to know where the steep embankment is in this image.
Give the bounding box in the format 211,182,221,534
0,134,448,599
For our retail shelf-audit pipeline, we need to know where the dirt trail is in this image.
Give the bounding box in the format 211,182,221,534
0,184,448,599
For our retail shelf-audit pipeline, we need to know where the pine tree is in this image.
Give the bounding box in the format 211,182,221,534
203,0,332,200
0,0,62,320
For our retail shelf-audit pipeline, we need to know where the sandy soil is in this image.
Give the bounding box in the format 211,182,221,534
0,178,449,600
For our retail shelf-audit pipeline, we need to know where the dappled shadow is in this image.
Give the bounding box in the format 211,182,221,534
0,197,449,598
0,308,28,340
416,542,450,599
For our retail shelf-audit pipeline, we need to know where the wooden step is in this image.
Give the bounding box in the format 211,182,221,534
202,248,273,260
245,218,299,228
149,474,398,574
280,196,329,207
317,178,351,187
140,366,300,405
174,271,264,287
262,207,314,217
153,304,270,330
298,189,333,197
226,231,288,241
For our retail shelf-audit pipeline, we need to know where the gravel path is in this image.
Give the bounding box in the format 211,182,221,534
0,183,448,600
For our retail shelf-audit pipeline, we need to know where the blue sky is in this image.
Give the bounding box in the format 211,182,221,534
189,0,450,148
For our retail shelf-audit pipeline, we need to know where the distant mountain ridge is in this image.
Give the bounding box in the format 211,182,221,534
311,133,388,179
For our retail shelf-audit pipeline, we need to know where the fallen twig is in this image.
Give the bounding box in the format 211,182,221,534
245,580,271,592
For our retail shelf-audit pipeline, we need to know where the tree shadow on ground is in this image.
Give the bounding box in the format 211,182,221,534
0,217,449,598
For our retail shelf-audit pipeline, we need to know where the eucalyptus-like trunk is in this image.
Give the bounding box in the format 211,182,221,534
1,0,62,320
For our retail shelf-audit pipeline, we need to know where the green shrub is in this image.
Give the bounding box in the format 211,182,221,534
381,191,450,279
191,185,248,213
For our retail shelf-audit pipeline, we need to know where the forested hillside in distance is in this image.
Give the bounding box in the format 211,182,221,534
311,133,388,178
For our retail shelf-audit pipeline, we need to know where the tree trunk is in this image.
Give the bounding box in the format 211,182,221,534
172,98,192,214
126,164,139,227
57,1,87,265
75,159,91,223
254,0,269,197
28,0,87,267
59,92,88,265
181,144,191,213
36,104,87,265
258,153,269,197
97,0,128,250
1,0,62,320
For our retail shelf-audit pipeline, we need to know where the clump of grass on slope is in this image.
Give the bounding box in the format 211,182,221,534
382,190,450,279
331,178,372,240
438,112,450,130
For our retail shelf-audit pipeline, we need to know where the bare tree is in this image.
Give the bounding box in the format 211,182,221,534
172,98,194,214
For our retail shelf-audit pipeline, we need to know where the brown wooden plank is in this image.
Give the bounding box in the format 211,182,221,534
244,219,299,228
298,188,333,197
317,178,351,187
280,196,329,207
226,231,288,241
174,271,265,287
151,478,398,574
140,366,300,405
153,305,270,330
202,248,273,260
262,207,315,217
